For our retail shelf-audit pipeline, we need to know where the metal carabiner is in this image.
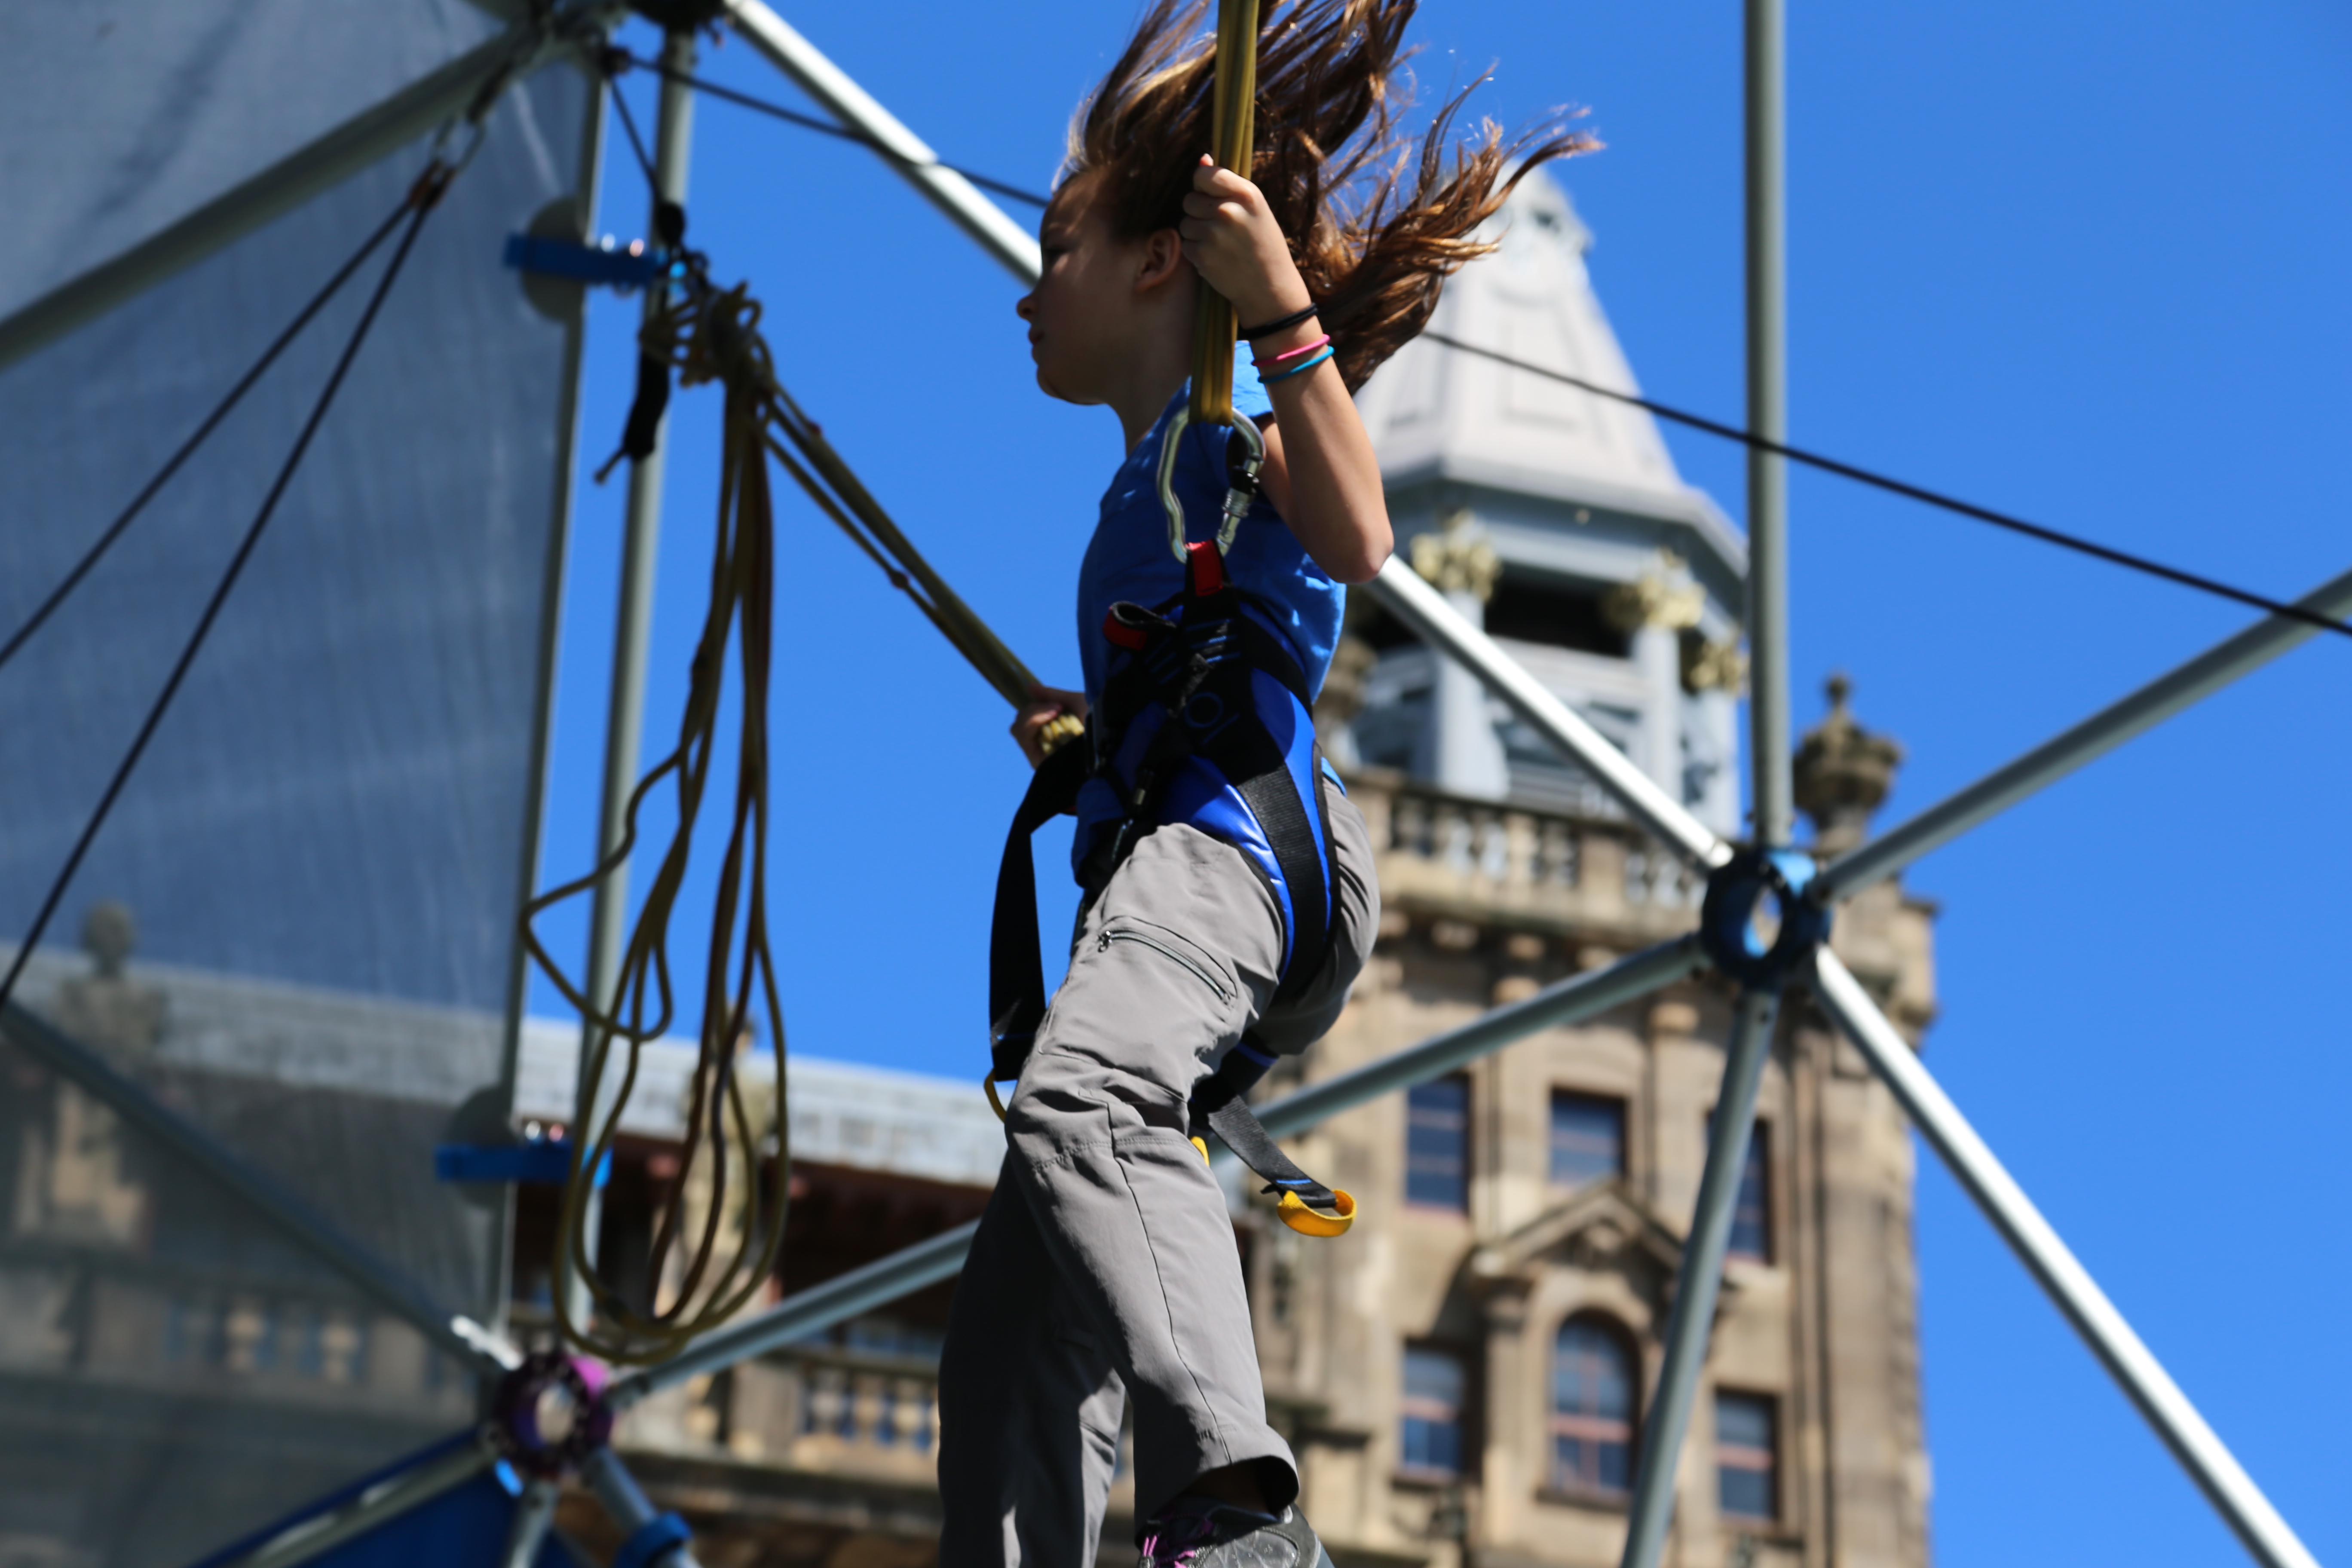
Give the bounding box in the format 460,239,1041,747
1157,407,1268,564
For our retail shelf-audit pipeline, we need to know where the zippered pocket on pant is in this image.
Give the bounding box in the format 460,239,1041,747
1097,923,1234,1004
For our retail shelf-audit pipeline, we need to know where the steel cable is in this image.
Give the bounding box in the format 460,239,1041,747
0,160,459,1021
0,199,420,677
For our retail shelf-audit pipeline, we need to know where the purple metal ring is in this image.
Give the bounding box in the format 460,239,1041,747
489,1351,614,1477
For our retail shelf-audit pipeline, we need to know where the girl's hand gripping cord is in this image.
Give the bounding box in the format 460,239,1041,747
1013,683,1089,767
1179,157,1312,333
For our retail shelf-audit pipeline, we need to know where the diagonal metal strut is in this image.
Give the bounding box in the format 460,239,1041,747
1,998,517,1377
1815,563,2352,903
1812,951,2319,1568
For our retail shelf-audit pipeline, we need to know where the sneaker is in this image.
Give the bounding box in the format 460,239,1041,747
1137,1494,1326,1568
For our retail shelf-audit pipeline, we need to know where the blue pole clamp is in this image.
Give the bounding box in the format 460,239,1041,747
502,233,672,293
434,1137,611,1189
1698,847,1832,989
613,1512,694,1568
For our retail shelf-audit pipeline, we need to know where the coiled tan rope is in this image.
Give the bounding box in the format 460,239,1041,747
524,275,1073,1363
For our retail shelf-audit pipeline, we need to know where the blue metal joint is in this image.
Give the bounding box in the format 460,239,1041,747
1698,847,1831,989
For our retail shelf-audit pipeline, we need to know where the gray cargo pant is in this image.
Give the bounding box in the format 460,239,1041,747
938,794,1378,1568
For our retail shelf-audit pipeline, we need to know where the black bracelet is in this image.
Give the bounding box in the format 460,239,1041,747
1238,301,1321,340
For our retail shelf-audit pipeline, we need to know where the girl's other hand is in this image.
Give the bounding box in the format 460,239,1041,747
1179,156,1309,325
1012,684,1090,768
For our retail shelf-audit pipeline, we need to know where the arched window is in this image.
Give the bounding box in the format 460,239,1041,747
1551,1316,1636,1497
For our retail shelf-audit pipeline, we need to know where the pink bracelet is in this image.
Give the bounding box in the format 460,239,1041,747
1255,331,1331,368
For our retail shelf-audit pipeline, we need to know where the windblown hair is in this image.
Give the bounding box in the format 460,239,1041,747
1064,0,1595,392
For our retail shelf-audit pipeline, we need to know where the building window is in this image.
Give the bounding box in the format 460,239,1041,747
1550,1091,1625,1188
1400,1346,1469,1476
1704,1112,1773,1263
1406,1075,1471,1211
1716,1390,1779,1522
1551,1317,1636,1497
1484,573,1629,658
1731,1120,1770,1262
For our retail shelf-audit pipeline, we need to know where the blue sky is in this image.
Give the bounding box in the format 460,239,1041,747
529,3,2350,1562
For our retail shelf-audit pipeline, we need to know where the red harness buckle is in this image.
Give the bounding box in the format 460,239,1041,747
1185,539,1227,597
1102,608,1150,651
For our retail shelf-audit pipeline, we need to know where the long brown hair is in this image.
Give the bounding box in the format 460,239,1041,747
1065,0,1595,391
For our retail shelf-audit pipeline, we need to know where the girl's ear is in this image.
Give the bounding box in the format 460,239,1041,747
1134,227,1189,293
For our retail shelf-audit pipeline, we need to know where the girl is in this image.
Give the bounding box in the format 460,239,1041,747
939,3,1585,1562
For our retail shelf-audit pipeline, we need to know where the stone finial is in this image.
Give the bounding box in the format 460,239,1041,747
83,902,136,977
58,900,165,1066
1602,550,1705,633
1793,674,1904,853
1409,509,1501,601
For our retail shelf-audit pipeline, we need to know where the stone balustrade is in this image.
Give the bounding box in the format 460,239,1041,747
1342,767,1705,943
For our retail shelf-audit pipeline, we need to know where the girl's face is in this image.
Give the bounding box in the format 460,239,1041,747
1017,172,1182,406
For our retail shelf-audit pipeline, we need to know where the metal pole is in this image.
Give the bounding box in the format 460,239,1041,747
2,998,514,1377
1618,989,1780,1568
567,27,697,1326
0,29,531,374
609,936,1705,1407
580,1449,704,1568
721,0,1043,282
501,1479,564,1568
1254,935,1707,1139
1369,558,1730,871
205,1439,499,1568
1814,563,2352,903
1743,0,1792,848
1810,950,2319,1568
488,73,611,1338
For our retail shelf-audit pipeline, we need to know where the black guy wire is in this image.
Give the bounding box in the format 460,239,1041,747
585,59,2333,642
1422,331,2352,643
607,70,661,190
0,170,450,1022
607,47,1051,209
0,198,420,678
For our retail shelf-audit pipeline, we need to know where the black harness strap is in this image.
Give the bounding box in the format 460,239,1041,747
983,543,1354,1234
988,735,1092,1084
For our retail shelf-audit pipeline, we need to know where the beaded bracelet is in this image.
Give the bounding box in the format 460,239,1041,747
1255,332,1332,369
1238,301,1321,339
1262,344,1336,385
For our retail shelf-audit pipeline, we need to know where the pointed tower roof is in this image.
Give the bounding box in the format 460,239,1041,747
1355,173,1745,576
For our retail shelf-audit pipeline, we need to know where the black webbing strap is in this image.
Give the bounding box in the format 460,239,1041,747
987,735,1093,1084
1233,752,1329,1008
1191,1068,1341,1211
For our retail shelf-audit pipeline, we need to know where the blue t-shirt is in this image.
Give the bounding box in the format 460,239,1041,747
1069,362,1347,945
1075,361,1344,715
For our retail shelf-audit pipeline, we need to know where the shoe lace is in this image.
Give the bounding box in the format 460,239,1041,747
1139,1507,1219,1566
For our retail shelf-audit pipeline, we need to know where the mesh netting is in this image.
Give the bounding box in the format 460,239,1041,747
0,9,591,1562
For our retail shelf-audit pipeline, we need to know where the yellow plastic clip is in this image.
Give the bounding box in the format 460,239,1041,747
1275,1188,1357,1238
984,1075,1009,1123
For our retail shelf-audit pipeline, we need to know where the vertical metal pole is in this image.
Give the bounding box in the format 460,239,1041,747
1619,989,1780,1568
1744,0,1793,849
489,73,609,1338
566,28,697,1326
